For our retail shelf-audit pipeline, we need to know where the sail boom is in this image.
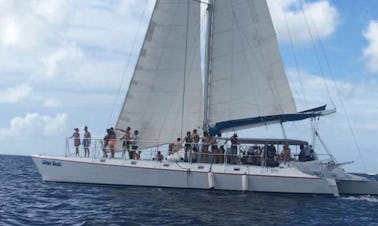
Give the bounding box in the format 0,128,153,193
209,105,335,136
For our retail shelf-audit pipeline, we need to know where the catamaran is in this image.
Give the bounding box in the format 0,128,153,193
32,0,378,196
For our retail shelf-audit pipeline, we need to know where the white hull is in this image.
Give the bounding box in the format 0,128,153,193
32,155,339,196
292,161,378,195
336,180,378,195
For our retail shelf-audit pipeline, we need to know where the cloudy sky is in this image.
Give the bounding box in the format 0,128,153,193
1,0,378,173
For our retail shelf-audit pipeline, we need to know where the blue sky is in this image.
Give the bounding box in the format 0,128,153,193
1,0,378,173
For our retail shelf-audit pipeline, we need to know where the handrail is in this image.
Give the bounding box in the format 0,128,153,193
64,137,333,166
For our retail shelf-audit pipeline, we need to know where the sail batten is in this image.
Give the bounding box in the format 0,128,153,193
207,0,297,127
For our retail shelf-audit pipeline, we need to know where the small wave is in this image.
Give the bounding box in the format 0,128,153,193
340,195,378,203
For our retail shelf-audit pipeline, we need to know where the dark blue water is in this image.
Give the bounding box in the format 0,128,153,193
1,155,378,225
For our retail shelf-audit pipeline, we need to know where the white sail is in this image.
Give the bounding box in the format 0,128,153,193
116,0,202,148
207,0,297,125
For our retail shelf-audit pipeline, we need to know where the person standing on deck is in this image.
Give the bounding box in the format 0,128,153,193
217,133,226,163
70,128,81,157
230,133,239,164
184,131,192,162
108,127,116,158
200,131,209,163
102,129,110,158
118,127,132,158
192,129,200,162
131,130,140,159
209,135,218,163
278,145,291,162
83,126,91,158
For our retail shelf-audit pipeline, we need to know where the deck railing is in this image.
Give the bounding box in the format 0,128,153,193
65,137,333,166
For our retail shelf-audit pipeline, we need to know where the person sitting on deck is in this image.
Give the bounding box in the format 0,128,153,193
308,145,317,161
244,145,261,165
168,143,174,156
171,137,182,159
278,145,291,162
264,144,278,167
299,144,315,162
155,151,164,162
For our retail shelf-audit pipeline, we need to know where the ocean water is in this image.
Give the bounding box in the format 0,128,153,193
1,155,378,226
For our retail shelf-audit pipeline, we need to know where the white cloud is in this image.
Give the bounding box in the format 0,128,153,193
31,0,70,24
0,83,32,103
42,42,84,79
362,20,378,74
43,113,68,135
0,113,68,137
0,16,21,47
267,0,339,43
43,97,61,108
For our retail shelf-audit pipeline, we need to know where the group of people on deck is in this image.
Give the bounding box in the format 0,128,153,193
166,130,318,166
117,127,140,160
70,126,92,157
102,127,140,159
70,126,317,165
168,129,231,164
69,126,140,159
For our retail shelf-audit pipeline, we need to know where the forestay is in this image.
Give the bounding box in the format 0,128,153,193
116,0,202,148
208,0,297,126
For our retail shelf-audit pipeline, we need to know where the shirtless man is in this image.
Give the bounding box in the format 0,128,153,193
83,126,91,157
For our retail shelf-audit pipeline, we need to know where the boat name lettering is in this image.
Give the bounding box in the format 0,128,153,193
42,160,62,167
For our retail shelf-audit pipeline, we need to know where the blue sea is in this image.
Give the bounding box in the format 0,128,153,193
1,155,378,226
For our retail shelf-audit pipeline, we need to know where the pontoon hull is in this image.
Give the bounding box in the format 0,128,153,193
32,155,338,196
292,161,378,195
337,180,378,195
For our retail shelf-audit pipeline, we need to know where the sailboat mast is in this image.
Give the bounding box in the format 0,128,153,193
203,0,214,131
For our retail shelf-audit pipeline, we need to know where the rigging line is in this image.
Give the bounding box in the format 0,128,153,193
298,0,333,106
300,0,366,172
281,2,308,109
181,0,191,139
107,0,149,127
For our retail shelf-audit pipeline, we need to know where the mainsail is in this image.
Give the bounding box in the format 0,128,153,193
207,0,297,127
116,0,202,148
